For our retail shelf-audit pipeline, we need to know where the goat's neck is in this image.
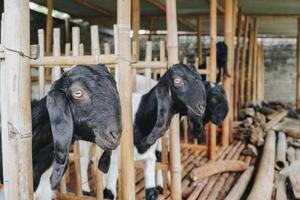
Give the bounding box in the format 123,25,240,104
31,97,53,155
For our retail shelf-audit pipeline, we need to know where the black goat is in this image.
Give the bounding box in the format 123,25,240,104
0,64,122,199
217,42,230,82
191,81,228,144
104,63,207,200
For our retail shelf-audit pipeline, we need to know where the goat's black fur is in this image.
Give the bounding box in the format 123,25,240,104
0,64,122,190
134,64,206,154
217,42,230,82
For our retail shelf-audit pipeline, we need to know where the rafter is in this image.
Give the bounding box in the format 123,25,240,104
145,0,195,31
72,0,112,17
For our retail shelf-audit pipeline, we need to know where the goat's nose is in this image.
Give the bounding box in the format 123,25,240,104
107,128,121,141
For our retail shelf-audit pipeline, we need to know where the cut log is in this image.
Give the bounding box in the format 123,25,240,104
250,126,265,146
287,146,296,163
190,160,247,181
275,173,287,200
287,137,300,148
289,167,300,198
247,130,276,200
275,132,288,170
263,110,288,132
283,128,300,139
224,166,255,200
242,144,258,157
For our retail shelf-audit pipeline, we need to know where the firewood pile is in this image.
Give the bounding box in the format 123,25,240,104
234,101,300,200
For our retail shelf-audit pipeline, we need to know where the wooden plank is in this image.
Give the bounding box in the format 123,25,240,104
2,0,33,198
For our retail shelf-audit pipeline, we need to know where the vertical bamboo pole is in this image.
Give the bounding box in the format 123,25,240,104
72,26,83,196
252,22,258,103
246,21,254,104
160,40,167,75
261,45,265,100
46,0,53,55
256,44,262,100
145,41,152,92
52,28,61,82
239,18,249,107
90,25,104,200
166,0,182,199
132,0,140,58
197,17,203,64
117,0,135,199
297,18,300,108
223,0,234,146
233,10,242,119
2,0,33,199
38,29,45,98
65,19,70,43
209,0,217,159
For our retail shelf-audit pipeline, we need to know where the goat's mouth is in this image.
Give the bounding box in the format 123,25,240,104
95,134,120,150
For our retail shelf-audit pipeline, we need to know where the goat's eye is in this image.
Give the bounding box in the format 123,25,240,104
72,89,83,98
174,78,184,87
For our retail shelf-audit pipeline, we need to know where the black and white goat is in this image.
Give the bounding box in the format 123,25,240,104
103,64,207,200
0,64,122,200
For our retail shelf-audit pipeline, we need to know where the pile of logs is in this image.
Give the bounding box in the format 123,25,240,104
234,101,300,199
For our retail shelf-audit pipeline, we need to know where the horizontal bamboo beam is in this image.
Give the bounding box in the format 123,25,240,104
30,55,118,66
131,61,168,69
180,144,209,151
134,161,169,171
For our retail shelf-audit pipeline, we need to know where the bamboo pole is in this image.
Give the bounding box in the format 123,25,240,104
251,18,258,102
256,45,263,100
65,19,70,43
38,29,45,98
52,28,61,82
197,17,202,63
224,166,255,200
166,0,181,199
247,130,276,200
233,10,242,119
90,25,104,200
275,132,288,170
246,20,254,104
145,41,152,92
209,0,218,159
2,0,33,198
261,45,265,100
132,0,140,58
46,0,53,55
117,0,135,199
72,26,83,196
297,18,300,108
159,40,167,75
239,18,249,107
222,0,234,146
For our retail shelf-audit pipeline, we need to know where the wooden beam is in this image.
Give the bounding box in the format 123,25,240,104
197,17,203,63
2,0,33,199
145,0,195,31
222,0,234,146
73,0,112,17
297,18,300,108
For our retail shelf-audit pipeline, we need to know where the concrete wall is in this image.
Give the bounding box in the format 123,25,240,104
263,38,297,104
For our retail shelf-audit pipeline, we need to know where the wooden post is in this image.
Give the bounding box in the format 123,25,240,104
166,0,182,199
197,17,202,63
2,0,33,199
209,0,217,159
52,28,61,82
256,44,263,100
239,18,249,107
38,29,45,98
91,25,101,55
72,26,83,196
297,18,300,108
46,0,53,55
117,0,135,199
233,10,242,119
261,45,265,100
132,0,140,58
223,0,234,146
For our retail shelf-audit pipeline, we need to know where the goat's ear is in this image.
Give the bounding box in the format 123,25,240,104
146,83,171,145
94,64,109,73
98,150,112,173
46,90,73,189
